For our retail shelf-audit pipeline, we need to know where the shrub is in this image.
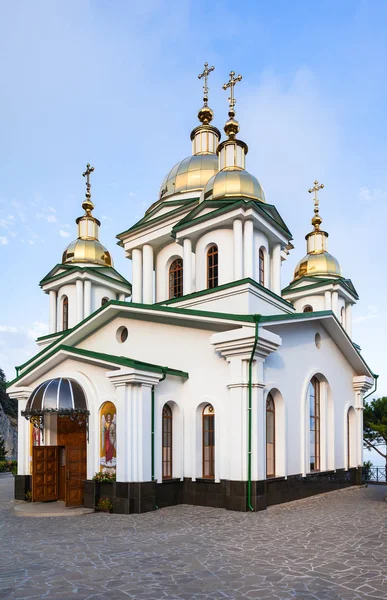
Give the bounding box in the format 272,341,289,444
25,490,32,502
0,460,17,473
96,496,113,513
363,460,373,481
92,471,116,483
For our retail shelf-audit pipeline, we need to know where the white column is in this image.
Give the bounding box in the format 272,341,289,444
49,290,57,334
271,243,281,295
233,219,243,281
119,292,126,302
346,303,352,337
142,244,154,304
12,395,30,475
243,219,254,279
183,238,193,295
114,383,129,482
132,248,143,303
331,291,339,317
324,290,332,310
84,280,91,318
76,279,84,323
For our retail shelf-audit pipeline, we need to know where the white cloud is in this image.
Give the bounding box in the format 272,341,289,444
27,321,48,340
46,214,57,223
59,229,71,238
0,236,8,245
359,186,387,202
0,325,18,333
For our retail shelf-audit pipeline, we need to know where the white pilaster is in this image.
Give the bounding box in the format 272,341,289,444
353,376,374,467
324,290,332,310
49,290,57,334
76,279,84,323
271,243,281,296
183,238,193,295
233,219,243,280
142,244,154,304
119,292,126,302
11,391,31,475
132,248,143,303
346,303,352,337
114,383,129,482
243,219,254,279
84,280,91,318
331,290,339,317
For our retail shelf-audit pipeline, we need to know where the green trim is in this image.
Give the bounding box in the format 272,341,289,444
36,329,71,342
7,344,188,388
158,277,295,310
282,276,359,300
40,265,132,289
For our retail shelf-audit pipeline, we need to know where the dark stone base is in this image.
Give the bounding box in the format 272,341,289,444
14,475,32,500
83,468,362,514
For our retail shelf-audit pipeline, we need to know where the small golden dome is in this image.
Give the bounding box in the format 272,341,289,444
201,169,266,203
293,251,342,281
158,154,219,201
198,105,214,125
62,238,113,267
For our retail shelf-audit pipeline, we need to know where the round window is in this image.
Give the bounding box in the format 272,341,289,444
315,332,322,349
116,326,128,343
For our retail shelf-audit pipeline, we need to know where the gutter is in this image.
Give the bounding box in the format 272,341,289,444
247,315,261,512
364,374,379,401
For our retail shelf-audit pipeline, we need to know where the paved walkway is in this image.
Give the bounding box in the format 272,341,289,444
0,475,386,600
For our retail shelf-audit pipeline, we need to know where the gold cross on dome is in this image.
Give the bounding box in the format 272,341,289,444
308,179,324,211
198,62,215,104
222,71,242,111
82,163,95,199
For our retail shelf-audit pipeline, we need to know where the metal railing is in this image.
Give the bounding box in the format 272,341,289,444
363,467,387,484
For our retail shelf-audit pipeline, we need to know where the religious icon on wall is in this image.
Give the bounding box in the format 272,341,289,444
100,401,117,473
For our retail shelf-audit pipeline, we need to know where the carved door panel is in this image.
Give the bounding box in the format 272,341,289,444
65,445,86,506
32,446,59,502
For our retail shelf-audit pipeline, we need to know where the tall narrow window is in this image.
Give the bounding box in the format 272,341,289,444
309,377,320,471
203,404,215,478
207,245,218,289
101,297,109,306
303,305,313,313
266,393,275,477
162,404,172,479
259,248,265,286
62,296,69,331
169,259,183,299
341,306,345,326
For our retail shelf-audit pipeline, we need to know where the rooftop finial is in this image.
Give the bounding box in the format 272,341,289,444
198,62,215,106
223,71,242,114
308,180,324,230
82,163,95,215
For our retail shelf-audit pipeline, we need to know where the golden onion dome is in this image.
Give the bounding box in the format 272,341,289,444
158,154,219,201
62,238,113,267
201,169,266,203
293,251,342,281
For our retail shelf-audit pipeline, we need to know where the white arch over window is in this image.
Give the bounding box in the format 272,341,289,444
194,400,220,482
302,372,334,475
265,388,286,478
155,398,182,482
155,244,184,302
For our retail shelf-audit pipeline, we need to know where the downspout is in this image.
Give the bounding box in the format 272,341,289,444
247,315,261,512
363,374,379,401
151,369,167,509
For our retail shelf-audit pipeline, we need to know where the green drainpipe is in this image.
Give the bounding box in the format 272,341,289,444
363,374,379,401
151,369,167,509
247,315,261,512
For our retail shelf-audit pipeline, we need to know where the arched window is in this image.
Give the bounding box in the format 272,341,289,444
207,245,218,289
62,296,69,330
341,306,345,326
203,404,215,478
266,393,275,477
303,305,313,313
169,259,183,299
259,248,265,286
101,297,109,306
162,404,173,479
309,377,320,471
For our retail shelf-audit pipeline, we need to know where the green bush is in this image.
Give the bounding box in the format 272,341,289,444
92,471,116,483
0,460,17,473
96,496,113,513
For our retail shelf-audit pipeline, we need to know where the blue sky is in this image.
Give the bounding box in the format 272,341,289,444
1,1,386,463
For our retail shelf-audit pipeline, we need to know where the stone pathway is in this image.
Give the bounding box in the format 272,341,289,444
0,475,386,600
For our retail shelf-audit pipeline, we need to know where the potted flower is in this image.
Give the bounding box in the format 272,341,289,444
96,496,113,513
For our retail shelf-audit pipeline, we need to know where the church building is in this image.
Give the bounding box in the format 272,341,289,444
8,65,374,512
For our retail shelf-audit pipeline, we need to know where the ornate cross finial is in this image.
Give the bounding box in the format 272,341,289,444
308,180,324,230
222,71,242,112
82,163,95,215
198,62,215,106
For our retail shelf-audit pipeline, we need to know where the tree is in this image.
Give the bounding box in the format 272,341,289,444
0,435,7,461
0,368,17,420
363,396,387,475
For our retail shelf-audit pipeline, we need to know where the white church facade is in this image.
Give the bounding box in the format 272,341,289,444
8,66,374,512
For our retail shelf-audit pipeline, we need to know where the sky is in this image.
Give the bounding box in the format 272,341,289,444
1,1,386,463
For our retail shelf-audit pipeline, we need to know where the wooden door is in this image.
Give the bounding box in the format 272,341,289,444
66,445,86,506
32,446,59,502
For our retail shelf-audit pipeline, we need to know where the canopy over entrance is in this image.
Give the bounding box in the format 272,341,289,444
22,377,89,440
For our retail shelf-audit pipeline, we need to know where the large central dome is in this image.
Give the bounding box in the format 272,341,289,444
159,154,219,200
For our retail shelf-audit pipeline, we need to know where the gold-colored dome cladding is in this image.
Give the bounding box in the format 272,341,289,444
202,169,266,203
62,238,113,267
293,251,342,281
198,105,214,125
158,154,218,201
